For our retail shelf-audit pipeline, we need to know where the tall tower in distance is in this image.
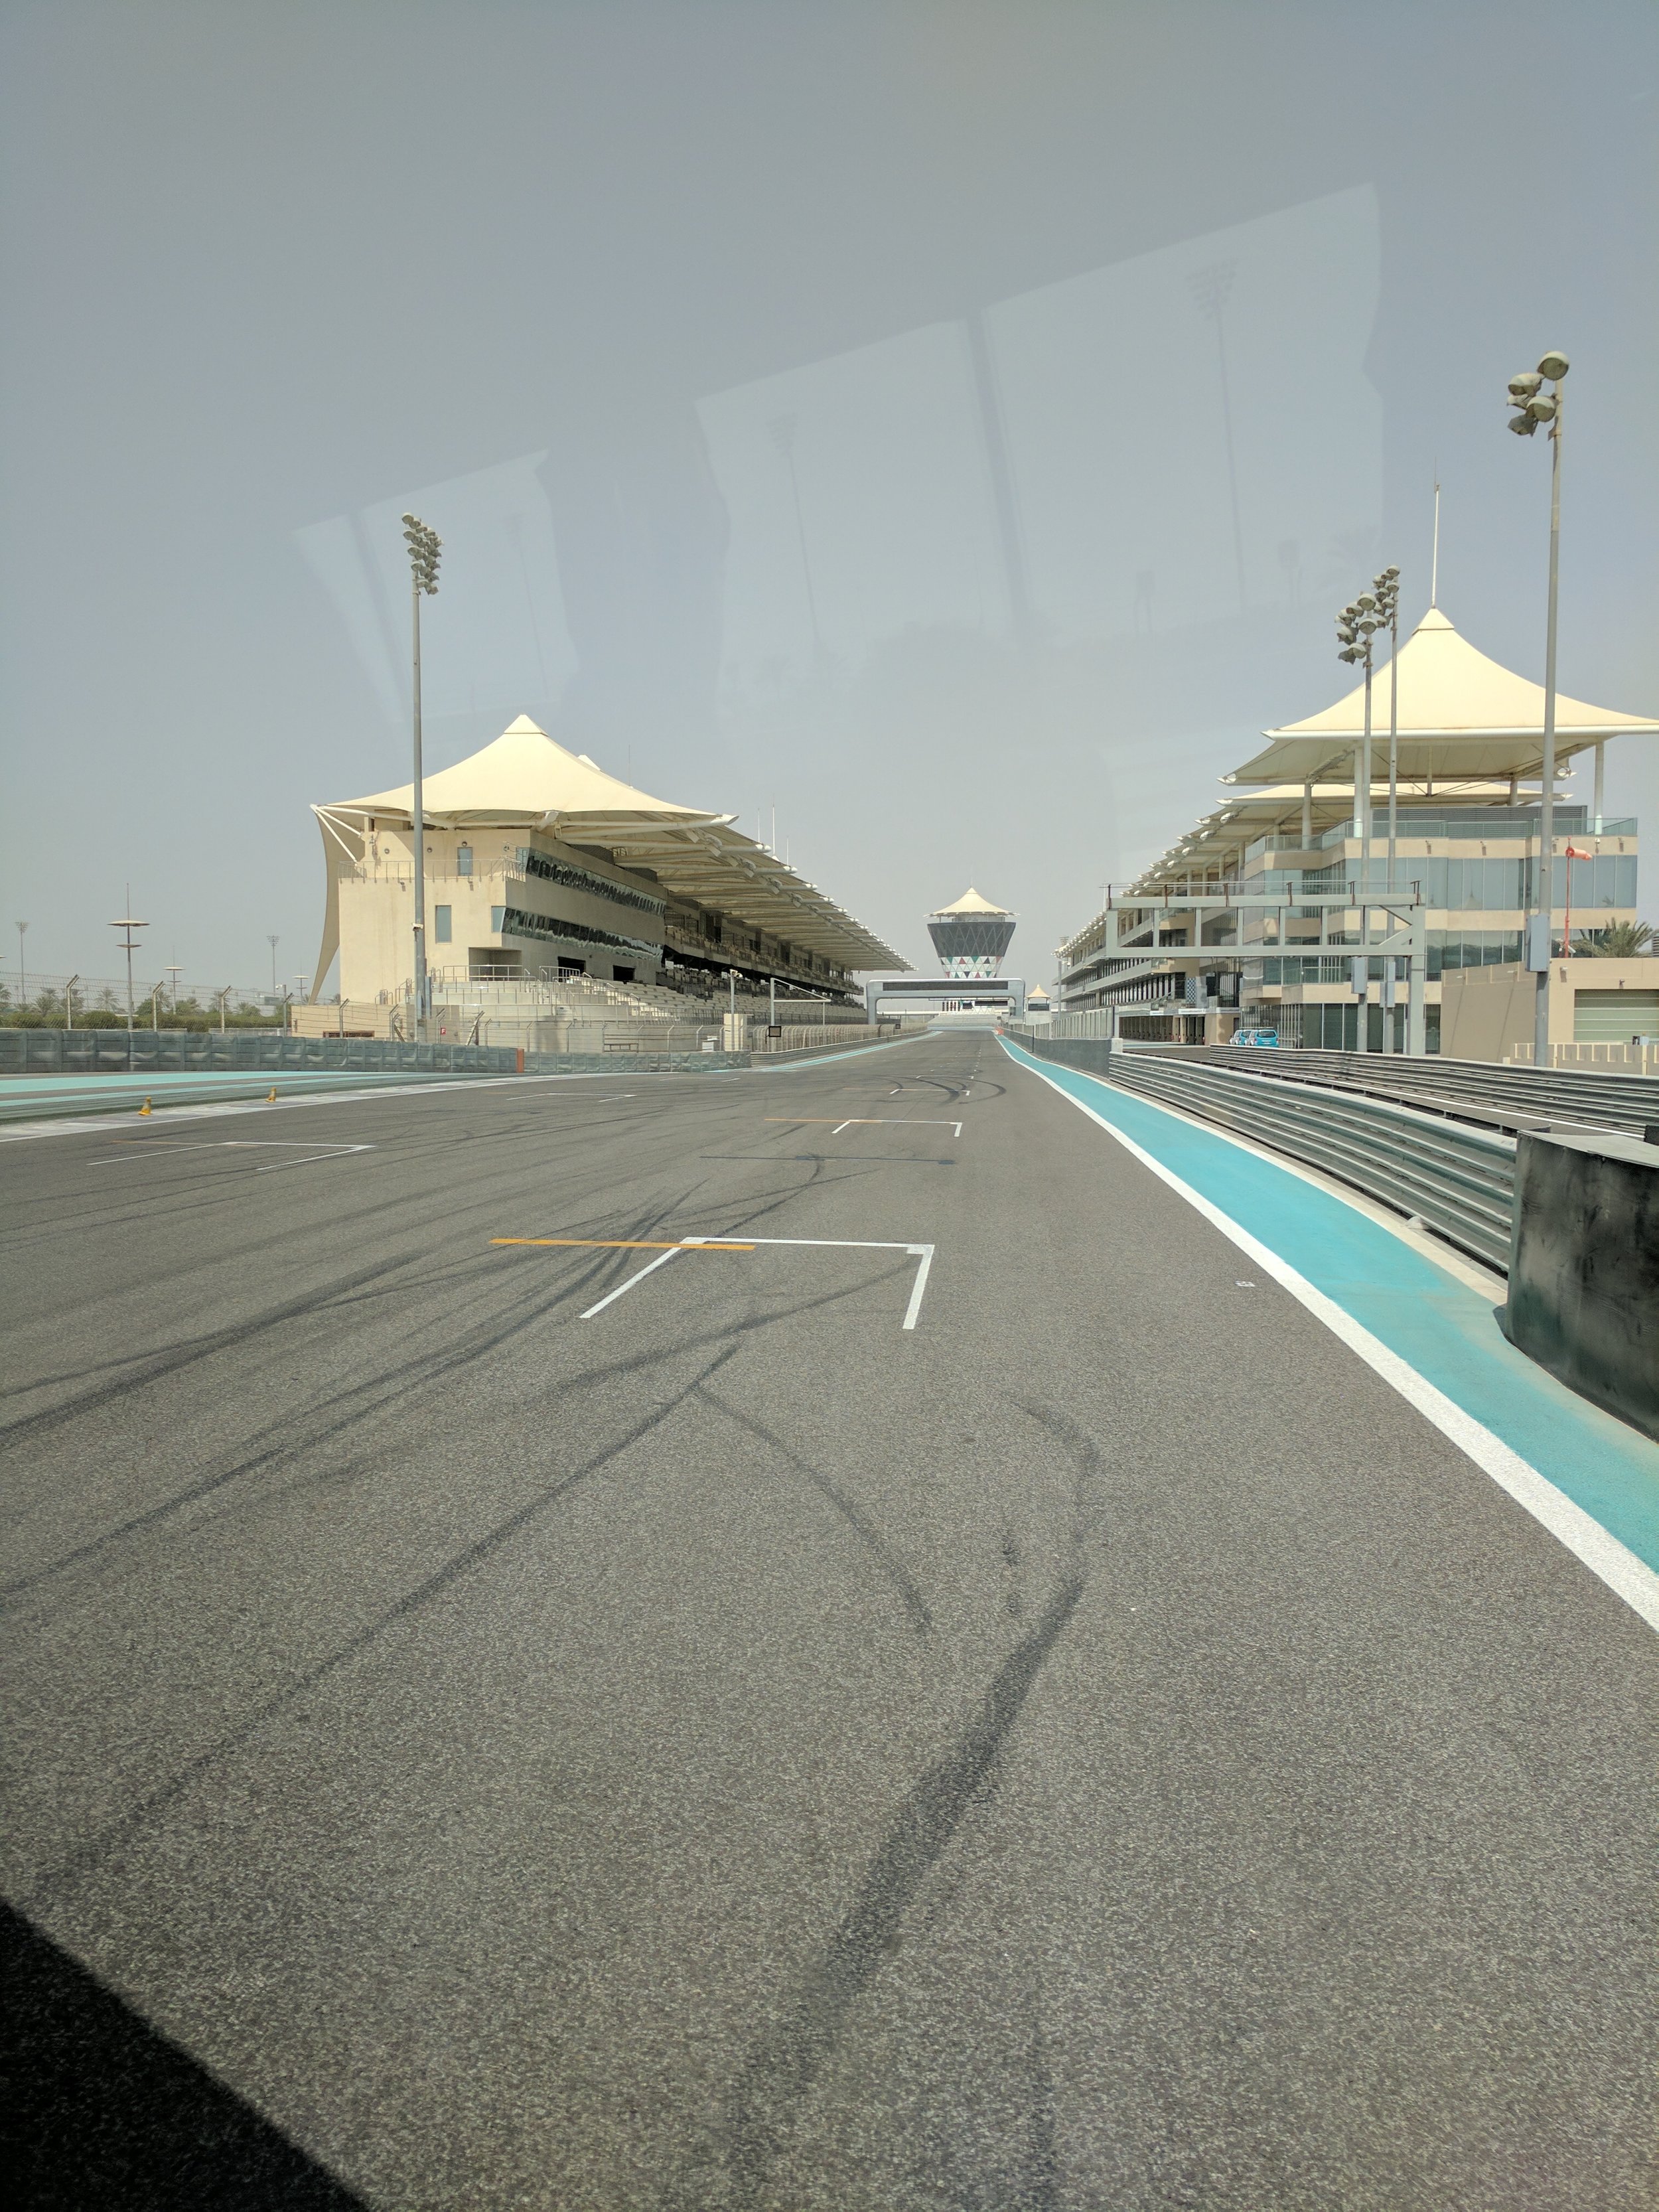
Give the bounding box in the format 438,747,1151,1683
926,888,1016,978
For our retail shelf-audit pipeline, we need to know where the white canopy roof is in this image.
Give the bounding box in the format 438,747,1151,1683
1229,608,1658,786
332,715,716,828
930,886,1014,918
313,716,906,991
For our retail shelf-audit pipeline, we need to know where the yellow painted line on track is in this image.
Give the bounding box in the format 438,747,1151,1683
490,1237,755,1250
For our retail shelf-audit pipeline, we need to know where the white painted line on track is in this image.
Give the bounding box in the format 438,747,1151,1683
88,1140,374,1169
579,1246,684,1319
1013,1050,1659,1633
573,1234,938,1329
772,1118,963,1138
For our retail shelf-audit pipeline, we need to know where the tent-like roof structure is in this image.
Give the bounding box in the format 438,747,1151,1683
1228,607,1658,787
312,715,906,992
929,886,1014,918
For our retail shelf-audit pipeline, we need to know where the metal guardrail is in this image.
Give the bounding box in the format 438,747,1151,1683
1022,1039,1517,1270
1143,1045,1659,1137
0,1029,520,1076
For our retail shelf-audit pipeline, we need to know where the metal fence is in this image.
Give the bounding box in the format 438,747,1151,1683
1139,1043,1659,1138
0,1030,520,1076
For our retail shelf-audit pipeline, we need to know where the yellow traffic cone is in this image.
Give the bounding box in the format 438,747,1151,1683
139,1097,152,1116
266,1086,277,1103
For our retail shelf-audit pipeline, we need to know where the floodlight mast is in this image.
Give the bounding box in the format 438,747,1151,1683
1336,597,1375,1048
1503,353,1567,1063
401,514,442,1040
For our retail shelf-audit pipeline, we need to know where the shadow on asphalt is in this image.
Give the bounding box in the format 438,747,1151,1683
5,1901,365,2211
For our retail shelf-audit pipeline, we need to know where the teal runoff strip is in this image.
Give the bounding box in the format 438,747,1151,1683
1001,1037,1659,1574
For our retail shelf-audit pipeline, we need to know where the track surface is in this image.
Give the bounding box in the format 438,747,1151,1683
3,1033,1654,2209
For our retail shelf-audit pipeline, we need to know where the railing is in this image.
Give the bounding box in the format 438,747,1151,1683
1014,1035,1518,1270
0,1029,520,1077
1141,1043,1659,1137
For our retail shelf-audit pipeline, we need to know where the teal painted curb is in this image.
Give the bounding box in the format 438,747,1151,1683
1000,1036,1659,1573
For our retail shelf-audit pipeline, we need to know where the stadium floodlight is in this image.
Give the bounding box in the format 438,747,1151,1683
401,513,443,1038
1502,350,1567,1059
1334,564,1402,1051
1368,565,1404,1048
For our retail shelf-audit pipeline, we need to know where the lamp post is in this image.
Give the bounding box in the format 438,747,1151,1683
1368,567,1403,1051
1335,591,1381,1050
1505,350,1568,1065
401,514,442,1040
268,934,279,995
110,899,149,1037
14,921,27,1013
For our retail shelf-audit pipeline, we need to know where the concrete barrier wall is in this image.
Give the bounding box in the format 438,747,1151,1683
1013,1035,1122,1077
1500,1129,1659,1441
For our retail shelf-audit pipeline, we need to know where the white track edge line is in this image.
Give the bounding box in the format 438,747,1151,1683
1008,1045,1659,1633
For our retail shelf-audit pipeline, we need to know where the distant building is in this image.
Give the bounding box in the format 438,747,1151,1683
1055,605,1655,1054
926,888,1016,977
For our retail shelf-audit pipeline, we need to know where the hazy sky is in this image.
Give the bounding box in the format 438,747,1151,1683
3,0,1656,999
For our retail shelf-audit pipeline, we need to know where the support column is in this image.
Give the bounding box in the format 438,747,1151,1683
1593,741,1605,834
1406,924,1427,1057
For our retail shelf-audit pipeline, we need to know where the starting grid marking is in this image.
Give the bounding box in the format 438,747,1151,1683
86,1140,376,1173
765,1117,964,1138
492,1233,936,1330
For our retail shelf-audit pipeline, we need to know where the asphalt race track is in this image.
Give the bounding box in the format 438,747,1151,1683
3,1032,1654,2209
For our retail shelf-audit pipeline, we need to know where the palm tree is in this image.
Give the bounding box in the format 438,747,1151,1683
1578,919,1654,958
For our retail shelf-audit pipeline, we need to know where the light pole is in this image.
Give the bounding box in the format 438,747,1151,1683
64,973,79,1031
166,963,182,1020
401,513,442,1039
14,921,27,1013
1368,567,1403,1050
1336,593,1381,1049
216,984,232,1035
110,899,149,1037
268,934,279,996
1505,350,1569,1065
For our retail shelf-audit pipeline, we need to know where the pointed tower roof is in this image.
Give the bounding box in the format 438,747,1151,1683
1228,607,1658,785
930,886,1014,917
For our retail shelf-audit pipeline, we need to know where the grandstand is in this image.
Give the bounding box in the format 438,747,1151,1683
307,715,906,1027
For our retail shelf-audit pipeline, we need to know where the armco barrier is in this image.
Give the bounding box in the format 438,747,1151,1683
0,1020,926,1100
1132,1041,1659,1138
1019,1033,1516,1270
523,1030,924,1076
1500,1129,1659,1440
0,1029,520,1076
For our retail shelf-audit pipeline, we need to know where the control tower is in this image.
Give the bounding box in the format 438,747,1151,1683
926,888,1016,978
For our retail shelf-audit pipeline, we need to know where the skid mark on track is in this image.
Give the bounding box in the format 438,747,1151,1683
717,1579,1082,2205
27,1343,744,1904
696,1385,934,1635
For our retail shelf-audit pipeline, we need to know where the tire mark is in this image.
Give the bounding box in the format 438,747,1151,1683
25,1343,744,1906
717,1578,1083,2205
695,1386,933,1635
